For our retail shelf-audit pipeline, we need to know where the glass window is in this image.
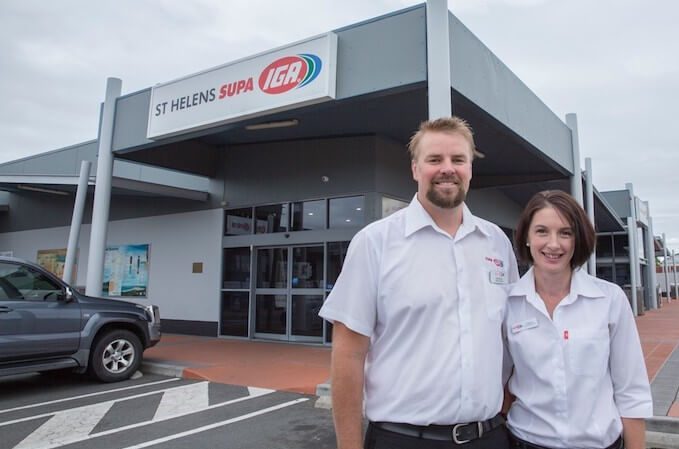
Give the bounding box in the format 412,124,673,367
381,197,408,218
327,241,350,291
596,265,614,283
613,235,628,259
291,200,326,231
255,294,286,334
224,208,254,236
616,265,631,286
220,292,249,337
0,263,61,301
597,235,614,257
291,295,324,337
292,246,323,289
256,248,288,289
255,204,290,234
223,248,251,289
329,196,365,228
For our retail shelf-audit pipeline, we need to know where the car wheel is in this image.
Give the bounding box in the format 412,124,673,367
89,330,142,382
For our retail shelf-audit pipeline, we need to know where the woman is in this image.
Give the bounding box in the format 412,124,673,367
504,190,652,449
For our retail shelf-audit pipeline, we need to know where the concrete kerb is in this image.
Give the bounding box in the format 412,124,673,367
141,361,186,378
647,417,679,448
315,379,332,409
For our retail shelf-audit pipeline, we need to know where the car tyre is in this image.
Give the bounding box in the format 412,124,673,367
89,330,142,382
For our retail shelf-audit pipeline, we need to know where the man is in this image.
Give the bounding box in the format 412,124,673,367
319,117,519,449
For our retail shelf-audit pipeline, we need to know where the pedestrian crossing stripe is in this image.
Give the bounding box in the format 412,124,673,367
8,383,278,449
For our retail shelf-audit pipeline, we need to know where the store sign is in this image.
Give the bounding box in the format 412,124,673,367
147,33,338,139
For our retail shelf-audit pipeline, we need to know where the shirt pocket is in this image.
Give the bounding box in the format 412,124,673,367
567,328,610,377
483,272,508,321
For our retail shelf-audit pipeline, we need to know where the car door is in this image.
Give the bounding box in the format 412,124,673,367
0,262,81,362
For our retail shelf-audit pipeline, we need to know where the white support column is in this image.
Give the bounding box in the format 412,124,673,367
584,157,595,275
86,78,121,296
673,250,678,300
565,113,584,208
646,217,658,309
63,160,92,285
627,216,638,315
663,233,670,302
626,183,642,315
426,0,452,119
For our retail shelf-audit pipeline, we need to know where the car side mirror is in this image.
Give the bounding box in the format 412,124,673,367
59,287,75,302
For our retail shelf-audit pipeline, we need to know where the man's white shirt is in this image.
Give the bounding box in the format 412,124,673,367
505,267,653,448
319,196,519,425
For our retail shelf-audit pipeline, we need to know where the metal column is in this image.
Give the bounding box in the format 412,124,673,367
663,233,670,302
426,0,452,119
63,160,91,285
673,250,678,300
584,157,595,275
627,216,639,315
86,78,121,296
566,113,584,208
646,216,658,309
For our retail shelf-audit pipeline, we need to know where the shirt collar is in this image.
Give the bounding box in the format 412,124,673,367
404,194,490,238
510,266,606,301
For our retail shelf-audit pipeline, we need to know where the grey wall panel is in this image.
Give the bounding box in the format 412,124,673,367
466,188,523,230
375,136,415,200
0,141,97,176
223,136,376,207
0,209,223,323
449,13,573,173
335,6,427,99
112,89,154,151
0,190,215,233
602,190,631,218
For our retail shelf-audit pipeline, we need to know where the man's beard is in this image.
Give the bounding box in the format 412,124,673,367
426,178,466,209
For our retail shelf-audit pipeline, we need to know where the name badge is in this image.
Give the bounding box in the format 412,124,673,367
489,269,507,284
511,318,539,334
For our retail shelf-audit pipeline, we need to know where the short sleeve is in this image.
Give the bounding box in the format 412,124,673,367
608,286,653,418
318,229,380,337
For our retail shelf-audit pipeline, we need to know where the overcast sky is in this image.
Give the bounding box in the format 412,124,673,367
1,0,677,251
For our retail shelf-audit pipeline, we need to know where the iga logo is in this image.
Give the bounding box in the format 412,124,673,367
258,54,322,94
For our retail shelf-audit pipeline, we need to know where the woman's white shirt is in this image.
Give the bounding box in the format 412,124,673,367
504,267,652,449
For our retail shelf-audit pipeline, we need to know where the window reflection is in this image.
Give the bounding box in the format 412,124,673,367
255,204,289,234
292,246,323,289
257,248,288,288
291,200,326,231
223,248,250,289
224,208,254,236
329,196,365,228
221,292,249,337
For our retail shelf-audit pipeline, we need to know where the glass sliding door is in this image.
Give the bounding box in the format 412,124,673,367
254,245,325,342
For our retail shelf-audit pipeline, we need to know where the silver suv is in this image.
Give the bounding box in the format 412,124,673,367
0,257,161,382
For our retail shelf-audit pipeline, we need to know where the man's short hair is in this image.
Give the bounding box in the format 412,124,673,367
515,190,596,269
407,116,476,161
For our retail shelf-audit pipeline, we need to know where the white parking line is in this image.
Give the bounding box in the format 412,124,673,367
0,381,210,427
153,382,209,420
121,398,309,449
14,402,113,449
0,378,179,415
6,386,275,449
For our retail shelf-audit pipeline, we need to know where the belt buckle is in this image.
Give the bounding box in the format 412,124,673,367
452,422,483,444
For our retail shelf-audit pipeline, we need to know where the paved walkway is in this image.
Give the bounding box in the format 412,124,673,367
142,298,679,415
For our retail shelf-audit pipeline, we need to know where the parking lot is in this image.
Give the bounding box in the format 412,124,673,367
0,373,335,449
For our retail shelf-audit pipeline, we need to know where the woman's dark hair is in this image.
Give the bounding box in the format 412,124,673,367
515,190,596,269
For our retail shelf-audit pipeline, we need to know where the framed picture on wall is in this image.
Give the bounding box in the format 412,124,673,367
103,244,150,297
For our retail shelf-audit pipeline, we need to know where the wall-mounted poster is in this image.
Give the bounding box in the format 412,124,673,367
103,244,150,297
37,248,71,280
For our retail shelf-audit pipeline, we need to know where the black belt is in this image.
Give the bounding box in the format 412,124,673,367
509,433,623,449
372,414,505,444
